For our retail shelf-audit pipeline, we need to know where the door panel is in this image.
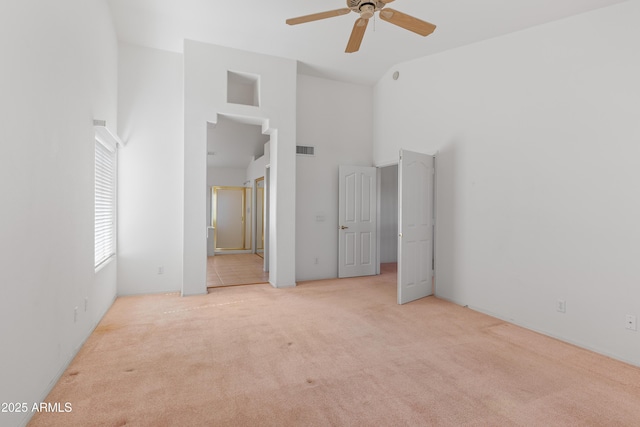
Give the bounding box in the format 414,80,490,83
345,173,357,222
398,150,434,304
361,232,372,265
339,165,377,278
345,232,356,266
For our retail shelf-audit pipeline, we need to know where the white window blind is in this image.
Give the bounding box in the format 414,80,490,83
95,139,116,268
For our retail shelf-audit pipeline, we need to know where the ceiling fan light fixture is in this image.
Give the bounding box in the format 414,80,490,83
359,3,375,20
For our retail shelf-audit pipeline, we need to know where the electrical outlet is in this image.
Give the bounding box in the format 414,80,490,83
73,307,78,323
158,266,164,275
625,314,637,331
314,257,319,265
557,300,566,313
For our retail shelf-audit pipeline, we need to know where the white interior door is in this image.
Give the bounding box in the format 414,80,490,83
339,165,377,278
398,150,434,304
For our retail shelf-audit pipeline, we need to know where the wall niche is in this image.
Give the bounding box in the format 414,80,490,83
227,71,260,107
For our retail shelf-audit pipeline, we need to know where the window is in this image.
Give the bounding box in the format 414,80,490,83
95,138,116,268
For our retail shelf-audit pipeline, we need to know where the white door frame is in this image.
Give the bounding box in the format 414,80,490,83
264,165,270,272
375,152,437,303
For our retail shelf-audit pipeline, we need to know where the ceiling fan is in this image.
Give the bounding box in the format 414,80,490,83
286,0,436,53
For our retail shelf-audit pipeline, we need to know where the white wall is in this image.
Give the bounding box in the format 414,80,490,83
379,165,398,263
184,41,297,293
374,1,640,366
0,1,118,425
117,43,184,296
207,168,247,186
296,75,373,281
246,142,270,183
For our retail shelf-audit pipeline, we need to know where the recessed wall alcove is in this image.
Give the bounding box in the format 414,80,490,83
227,71,260,107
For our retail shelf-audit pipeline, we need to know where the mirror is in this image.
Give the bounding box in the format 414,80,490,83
212,186,252,251
255,177,265,257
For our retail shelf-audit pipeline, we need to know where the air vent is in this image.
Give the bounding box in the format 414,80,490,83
296,145,315,156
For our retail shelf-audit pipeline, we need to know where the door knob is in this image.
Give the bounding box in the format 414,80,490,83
340,225,349,230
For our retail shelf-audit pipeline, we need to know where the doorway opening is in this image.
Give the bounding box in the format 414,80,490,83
375,150,436,304
378,164,399,280
206,115,270,288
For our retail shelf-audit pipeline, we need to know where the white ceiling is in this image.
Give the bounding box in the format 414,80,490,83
107,0,628,85
109,0,628,170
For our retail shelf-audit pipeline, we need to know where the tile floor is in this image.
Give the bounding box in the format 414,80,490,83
207,254,269,288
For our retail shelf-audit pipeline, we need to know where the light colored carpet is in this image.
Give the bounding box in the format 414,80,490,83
29,267,640,426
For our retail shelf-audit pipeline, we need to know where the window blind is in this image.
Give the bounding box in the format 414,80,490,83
95,139,116,268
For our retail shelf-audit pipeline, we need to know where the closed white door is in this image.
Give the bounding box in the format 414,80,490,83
398,150,434,304
338,165,377,278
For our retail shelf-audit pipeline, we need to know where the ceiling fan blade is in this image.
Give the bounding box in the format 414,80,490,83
286,8,351,25
345,18,369,53
379,8,436,37
379,0,396,3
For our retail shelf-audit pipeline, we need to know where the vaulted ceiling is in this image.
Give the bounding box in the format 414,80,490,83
108,0,628,85
108,0,629,169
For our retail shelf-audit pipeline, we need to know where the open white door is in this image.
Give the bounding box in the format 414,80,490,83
398,150,434,304
338,165,377,278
